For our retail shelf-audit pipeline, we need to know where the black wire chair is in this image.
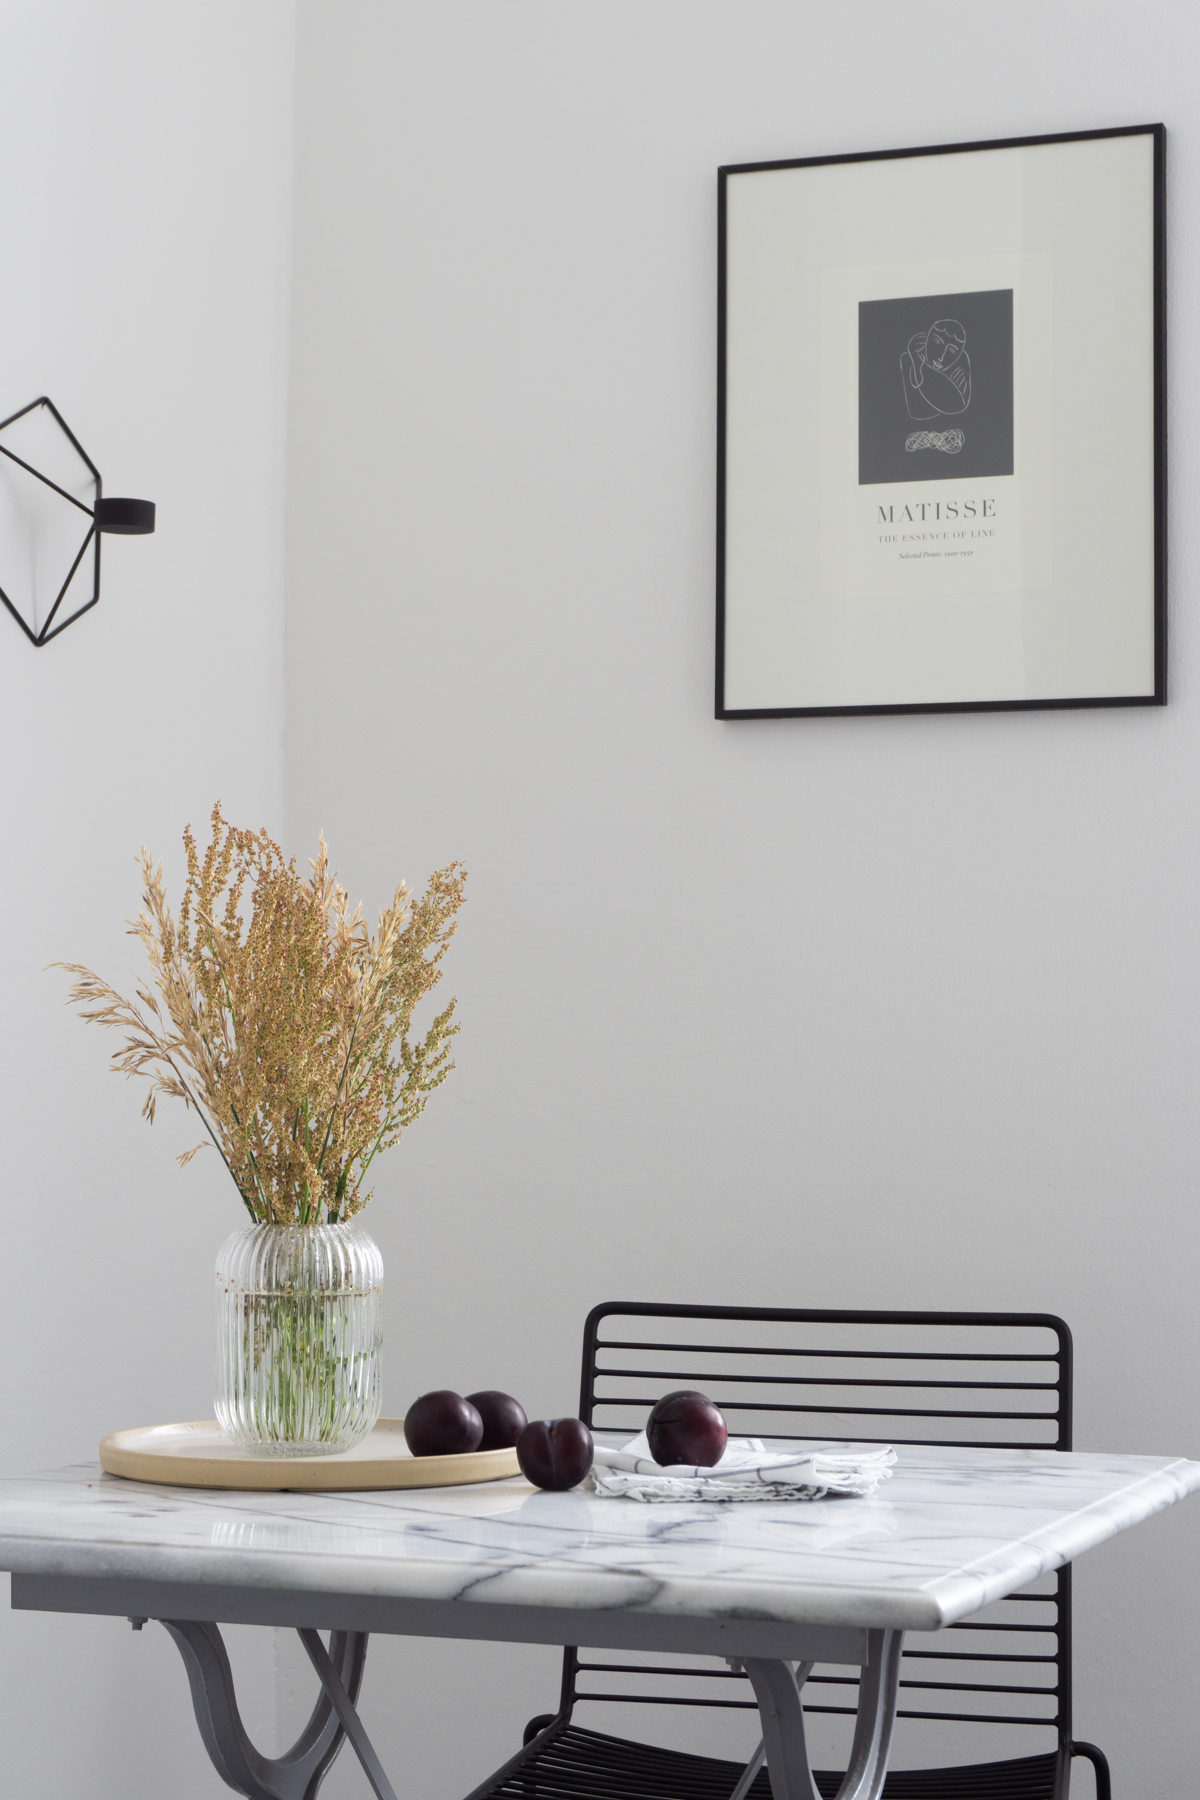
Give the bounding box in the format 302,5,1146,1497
463,1304,1112,1800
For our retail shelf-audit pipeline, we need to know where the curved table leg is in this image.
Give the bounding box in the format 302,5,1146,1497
739,1630,904,1800
159,1619,395,1800
835,1629,903,1800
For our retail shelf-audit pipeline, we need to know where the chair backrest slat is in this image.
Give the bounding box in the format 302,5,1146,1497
559,1303,1073,1767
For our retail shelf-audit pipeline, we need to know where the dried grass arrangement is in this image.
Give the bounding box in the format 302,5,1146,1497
59,805,466,1227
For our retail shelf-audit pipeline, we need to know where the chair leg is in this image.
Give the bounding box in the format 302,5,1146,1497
1071,1741,1112,1800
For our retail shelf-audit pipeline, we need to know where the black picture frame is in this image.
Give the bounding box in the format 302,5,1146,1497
715,124,1166,720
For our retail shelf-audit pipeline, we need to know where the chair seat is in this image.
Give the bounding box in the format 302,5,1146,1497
478,1721,1060,1800
814,1751,1060,1797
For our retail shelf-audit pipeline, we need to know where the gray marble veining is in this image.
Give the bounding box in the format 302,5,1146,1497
0,1443,1196,1632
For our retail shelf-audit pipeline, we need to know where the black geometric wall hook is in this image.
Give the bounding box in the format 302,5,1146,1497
0,395,155,647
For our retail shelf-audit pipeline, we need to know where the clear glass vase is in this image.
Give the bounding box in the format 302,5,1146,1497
215,1222,384,1456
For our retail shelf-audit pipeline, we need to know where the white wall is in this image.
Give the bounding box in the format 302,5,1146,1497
0,3,294,1794
285,3,1200,1796
3,4,1195,1796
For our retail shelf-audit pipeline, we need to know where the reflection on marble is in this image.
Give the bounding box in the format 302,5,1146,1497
0,1443,1196,1632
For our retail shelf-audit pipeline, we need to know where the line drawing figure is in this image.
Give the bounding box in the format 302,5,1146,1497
901,319,971,419
905,429,964,454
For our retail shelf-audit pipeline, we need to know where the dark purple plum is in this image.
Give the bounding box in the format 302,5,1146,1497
465,1390,528,1452
516,1417,594,1491
646,1390,727,1467
404,1390,484,1457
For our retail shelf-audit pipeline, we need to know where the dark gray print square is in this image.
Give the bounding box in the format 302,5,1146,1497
858,289,1013,485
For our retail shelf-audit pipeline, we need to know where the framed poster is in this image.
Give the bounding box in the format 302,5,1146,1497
715,125,1165,719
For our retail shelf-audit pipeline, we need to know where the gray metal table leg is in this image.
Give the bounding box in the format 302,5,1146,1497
738,1631,904,1800
298,1627,398,1800
159,1617,396,1800
728,1737,768,1800
835,1629,904,1800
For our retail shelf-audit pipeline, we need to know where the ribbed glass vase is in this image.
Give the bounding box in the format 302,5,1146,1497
215,1223,384,1456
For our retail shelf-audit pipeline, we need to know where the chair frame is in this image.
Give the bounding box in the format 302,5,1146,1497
483,1303,1112,1800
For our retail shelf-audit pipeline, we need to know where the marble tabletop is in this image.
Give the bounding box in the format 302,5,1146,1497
1,1443,1196,1634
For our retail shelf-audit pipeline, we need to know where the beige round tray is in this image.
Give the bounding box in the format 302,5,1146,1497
99,1418,521,1492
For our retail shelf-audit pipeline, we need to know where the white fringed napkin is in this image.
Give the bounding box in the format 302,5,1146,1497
589,1433,896,1503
